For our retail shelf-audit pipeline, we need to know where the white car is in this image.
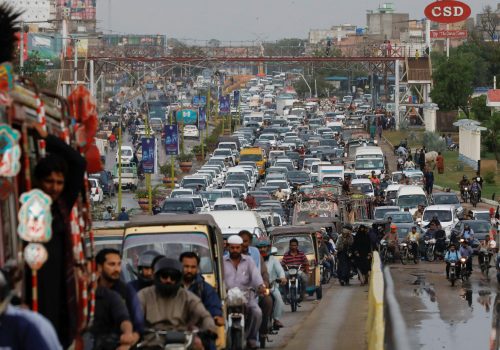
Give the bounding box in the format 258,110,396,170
421,205,459,237
116,146,134,164
351,179,375,197
183,125,199,138
89,178,104,203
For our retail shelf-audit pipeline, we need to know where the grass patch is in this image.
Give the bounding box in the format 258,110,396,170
434,151,499,200
384,130,423,148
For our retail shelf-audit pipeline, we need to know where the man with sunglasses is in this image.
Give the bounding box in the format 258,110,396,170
138,257,217,349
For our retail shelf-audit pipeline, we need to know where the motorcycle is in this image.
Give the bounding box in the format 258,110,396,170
226,287,249,350
380,240,394,264
460,257,470,281
461,186,469,203
479,249,491,279
470,188,480,207
397,157,405,171
424,238,436,262
136,329,196,349
320,258,332,284
285,264,302,313
399,240,418,265
449,261,458,286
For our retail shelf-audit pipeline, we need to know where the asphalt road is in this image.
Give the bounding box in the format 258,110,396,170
390,258,497,349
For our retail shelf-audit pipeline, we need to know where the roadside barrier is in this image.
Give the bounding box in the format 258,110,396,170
366,251,384,350
383,266,412,350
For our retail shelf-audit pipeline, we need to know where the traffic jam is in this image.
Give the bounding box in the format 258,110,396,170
87,69,499,349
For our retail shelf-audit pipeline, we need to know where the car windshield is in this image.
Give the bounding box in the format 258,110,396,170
386,212,413,223
355,159,384,170
273,235,314,256
171,190,192,198
122,232,213,282
374,208,399,220
423,210,452,222
352,183,372,193
227,173,248,181
260,135,275,140
467,221,491,234
474,212,490,221
433,194,460,205
240,154,262,162
397,195,427,207
162,201,194,212
182,178,205,186
214,204,237,210
287,171,309,180
121,149,132,156
267,181,288,189
214,149,231,156
386,190,398,200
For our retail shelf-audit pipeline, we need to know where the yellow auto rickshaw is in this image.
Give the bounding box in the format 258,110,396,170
270,226,323,299
122,214,226,348
91,221,126,252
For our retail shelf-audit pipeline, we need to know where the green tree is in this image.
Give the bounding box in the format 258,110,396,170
470,95,490,122
430,53,475,116
484,111,500,161
21,52,57,92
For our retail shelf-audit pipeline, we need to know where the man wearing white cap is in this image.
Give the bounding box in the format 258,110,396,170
223,235,266,349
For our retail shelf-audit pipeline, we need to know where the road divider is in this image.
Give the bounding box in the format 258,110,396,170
366,251,384,350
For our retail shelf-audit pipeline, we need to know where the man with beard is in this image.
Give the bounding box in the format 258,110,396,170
238,231,272,346
255,240,286,329
95,249,144,340
223,235,266,350
128,250,161,293
180,252,224,326
138,257,217,349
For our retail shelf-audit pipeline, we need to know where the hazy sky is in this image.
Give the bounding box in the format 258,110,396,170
96,0,497,41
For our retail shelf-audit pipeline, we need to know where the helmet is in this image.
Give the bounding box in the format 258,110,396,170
390,224,397,232
255,239,271,248
138,250,161,268
463,175,467,180
153,257,183,276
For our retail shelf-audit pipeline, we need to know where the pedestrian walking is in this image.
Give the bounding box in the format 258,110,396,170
436,152,444,174
419,149,426,171
424,167,435,195
377,122,383,140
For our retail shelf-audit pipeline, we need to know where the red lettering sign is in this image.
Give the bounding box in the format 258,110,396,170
430,29,468,39
424,0,471,24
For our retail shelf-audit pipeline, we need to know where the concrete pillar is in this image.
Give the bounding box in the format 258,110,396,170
423,103,438,132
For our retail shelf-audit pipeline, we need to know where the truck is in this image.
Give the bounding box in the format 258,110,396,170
318,165,345,184
276,96,298,116
239,147,266,178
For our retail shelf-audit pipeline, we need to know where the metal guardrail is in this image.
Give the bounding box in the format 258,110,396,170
383,266,412,350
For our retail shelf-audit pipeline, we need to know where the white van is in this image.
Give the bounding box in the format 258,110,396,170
208,210,267,238
396,185,428,214
355,146,384,160
116,146,134,164
213,198,240,211
351,179,375,197
354,157,385,178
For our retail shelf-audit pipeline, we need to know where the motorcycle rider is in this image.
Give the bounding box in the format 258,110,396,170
274,188,287,201
444,243,461,279
382,224,399,259
470,178,482,202
223,235,266,350
459,175,471,201
281,238,310,299
406,226,420,259
462,224,475,244
108,133,117,150
128,250,161,292
475,171,484,200
317,232,333,276
180,252,223,350
404,155,415,170
478,236,497,269
413,204,425,222
459,240,474,273
256,240,286,329
138,257,217,350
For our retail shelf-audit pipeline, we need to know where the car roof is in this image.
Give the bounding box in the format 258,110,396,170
352,179,372,184
423,204,456,210
214,198,238,205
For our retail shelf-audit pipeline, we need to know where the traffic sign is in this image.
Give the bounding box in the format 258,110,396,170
430,29,468,39
424,0,471,24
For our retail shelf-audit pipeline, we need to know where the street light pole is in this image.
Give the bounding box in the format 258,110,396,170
73,37,79,87
19,21,24,73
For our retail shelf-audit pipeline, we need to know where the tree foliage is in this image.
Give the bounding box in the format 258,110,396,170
470,95,490,122
430,53,474,115
22,52,57,92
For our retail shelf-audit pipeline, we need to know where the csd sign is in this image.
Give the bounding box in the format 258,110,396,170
424,0,471,23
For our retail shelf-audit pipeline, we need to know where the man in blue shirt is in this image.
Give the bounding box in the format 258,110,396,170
180,252,223,350
444,243,461,279
459,240,474,272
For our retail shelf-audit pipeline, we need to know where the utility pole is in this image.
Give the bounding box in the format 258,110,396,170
19,21,24,73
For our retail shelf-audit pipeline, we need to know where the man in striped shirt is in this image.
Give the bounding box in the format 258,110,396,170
281,238,309,301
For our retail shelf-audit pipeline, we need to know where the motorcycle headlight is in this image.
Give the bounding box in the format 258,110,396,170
288,268,298,275
460,258,467,263
400,243,407,247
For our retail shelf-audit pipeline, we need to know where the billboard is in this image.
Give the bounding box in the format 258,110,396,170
57,0,96,20
164,125,179,155
192,95,207,106
198,106,207,130
141,137,155,174
219,95,230,114
430,30,467,39
176,109,198,125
